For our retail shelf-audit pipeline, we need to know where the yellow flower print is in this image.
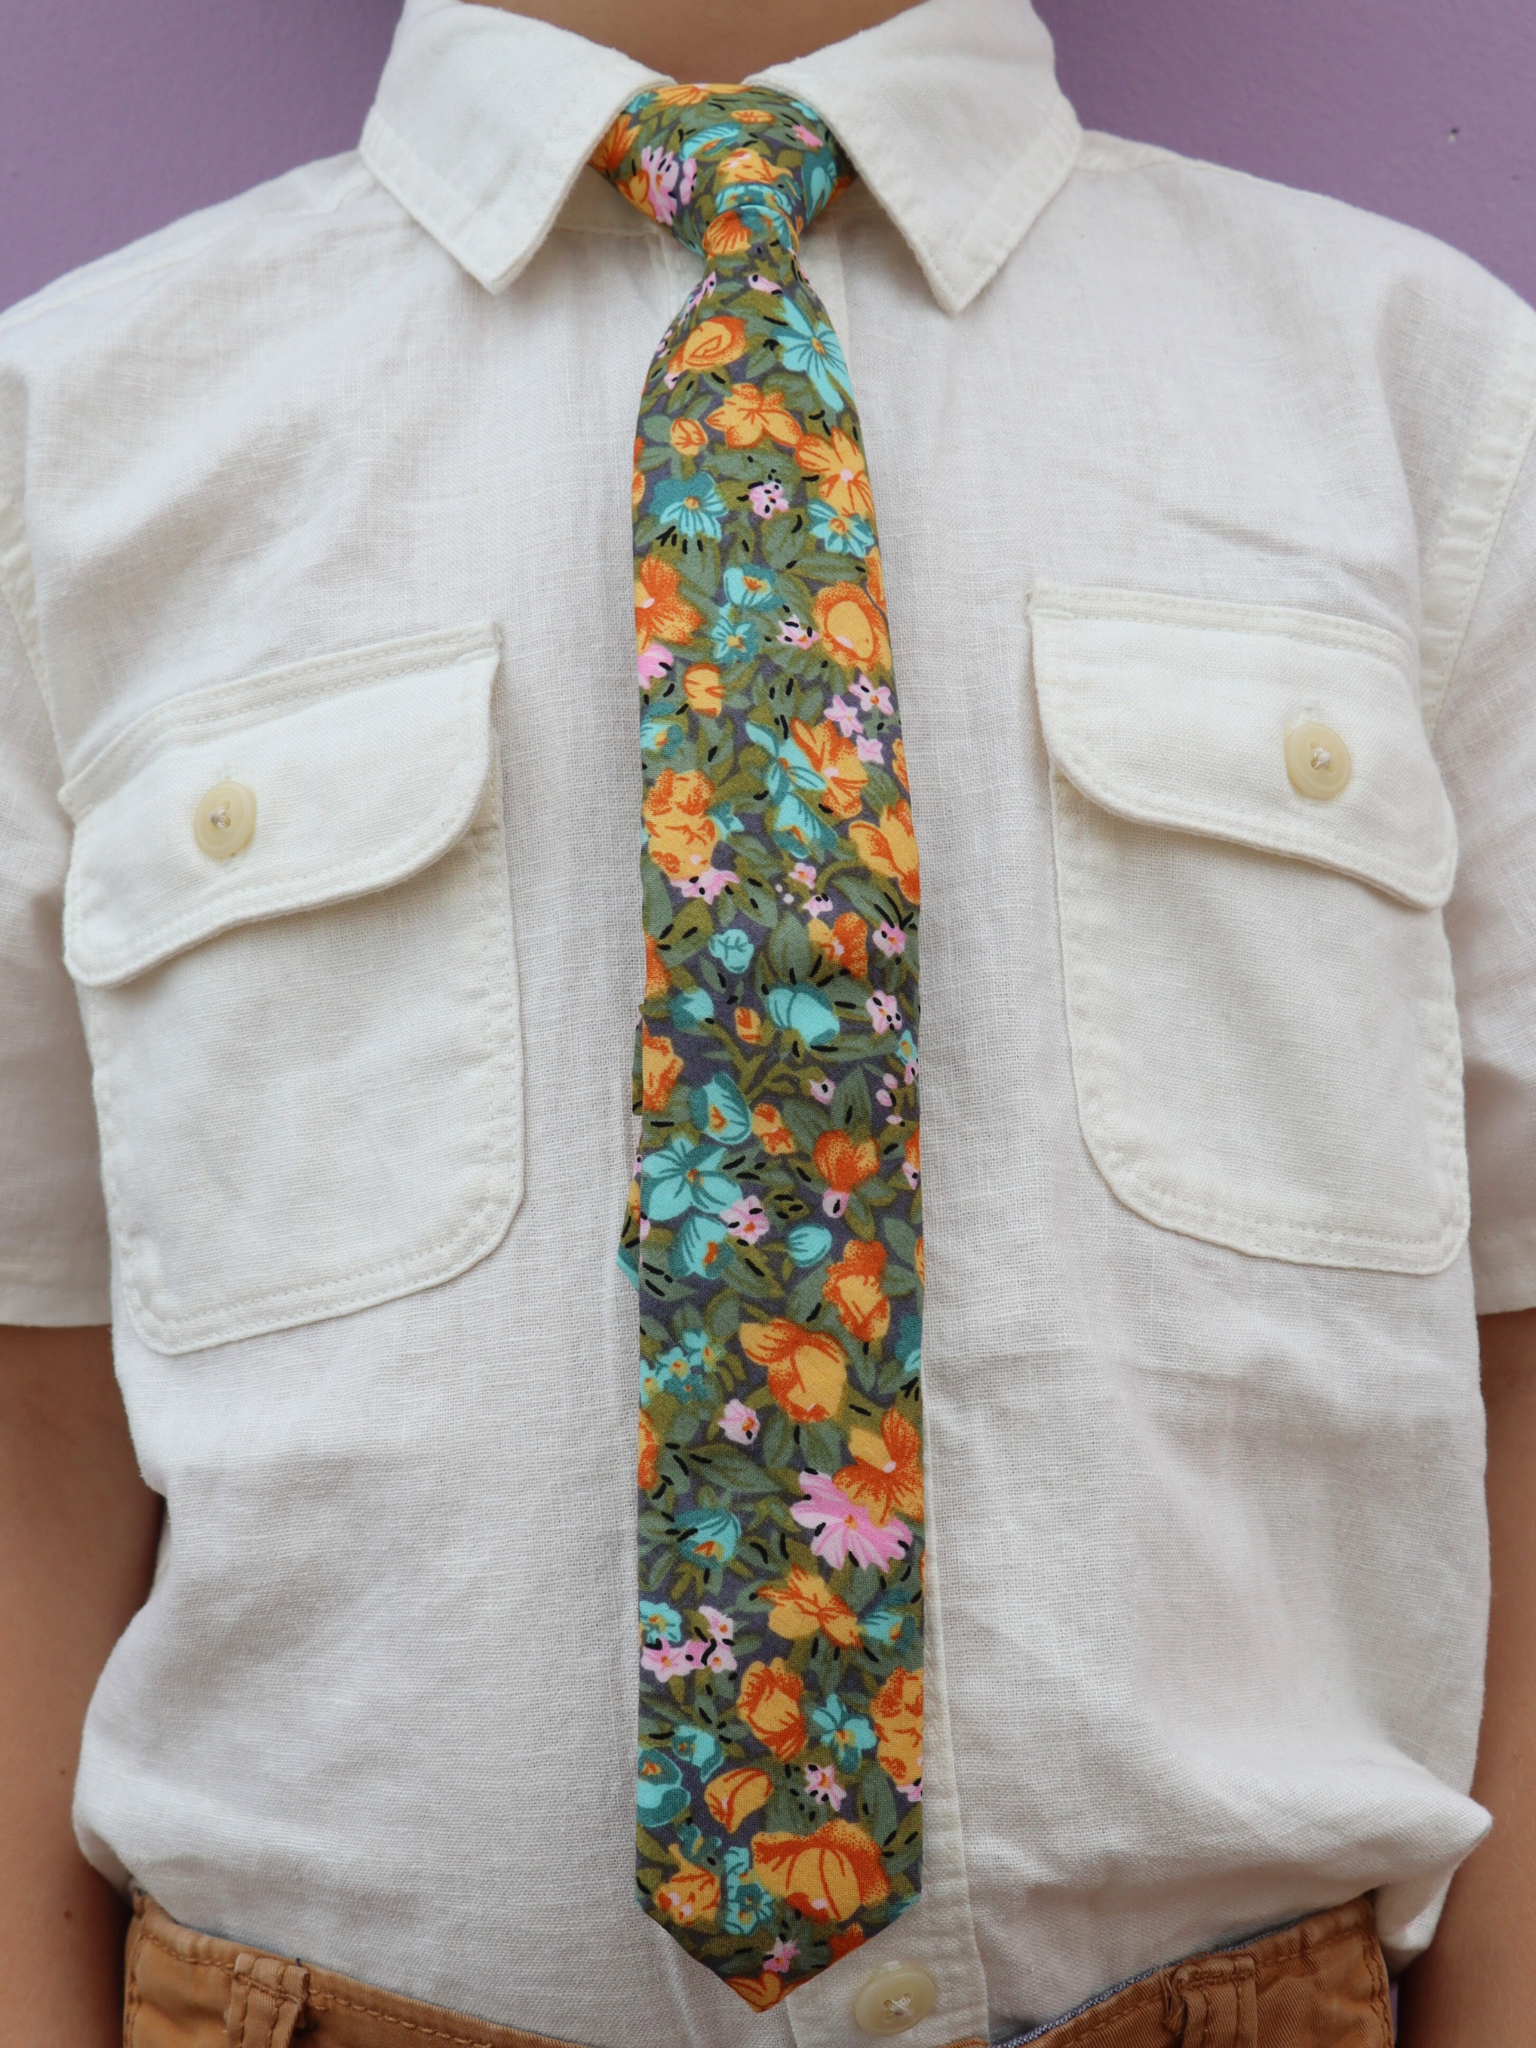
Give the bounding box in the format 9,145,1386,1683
643,769,719,878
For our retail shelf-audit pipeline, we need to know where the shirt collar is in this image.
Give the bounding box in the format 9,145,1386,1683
359,0,1081,314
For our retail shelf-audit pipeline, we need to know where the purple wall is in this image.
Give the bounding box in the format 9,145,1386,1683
2,1,1533,314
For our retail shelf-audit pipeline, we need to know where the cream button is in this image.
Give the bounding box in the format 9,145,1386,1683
1284,722,1351,801
193,780,257,858
852,1961,938,2037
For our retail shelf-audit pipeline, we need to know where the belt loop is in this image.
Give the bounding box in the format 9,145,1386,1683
226,1951,311,2048
1165,1952,1258,2048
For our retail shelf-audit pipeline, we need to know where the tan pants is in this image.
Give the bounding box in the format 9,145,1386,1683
124,1891,1393,2048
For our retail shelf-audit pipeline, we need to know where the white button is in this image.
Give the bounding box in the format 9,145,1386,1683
193,780,257,858
852,1960,938,2036
1284,722,1351,801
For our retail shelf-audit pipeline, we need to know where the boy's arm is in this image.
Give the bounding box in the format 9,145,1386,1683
1399,1304,1536,2047
0,1325,160,2048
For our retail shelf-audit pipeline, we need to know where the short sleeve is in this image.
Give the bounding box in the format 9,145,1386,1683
1434,316,1536,1317
0,572,111,1324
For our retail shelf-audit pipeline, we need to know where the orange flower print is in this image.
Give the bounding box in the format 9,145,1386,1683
849,801,920,903
590,112,640,176
704,211,753,258
635,555,702,655
665,315,749,383
719,148,791,185
904,1127,920,1186
683,662,724,715
740,1319,848,1422
656,1845,720,1928
644,933,670,1001
758,1564,861,1648
812,1132,882,1217
791,717,867,819
808,911,869,980
735,1006,767,1045
726,1972,787,2012
915,1236,925,1286
640,1024,685,1111
823,1239,892,1347
737,1657,808,1760
631,436,645,511
638,1410,660,1491
705,1766,774,1831
669,416,709,455
891,736,908,791
813,582,891,673
751,1102,796,1154
751,1821,891,1922
643,769,718,878
865,544,886,609
706,382,801,448
652,83,721,106
829,1927,867,1962
837,1404,923,1523
795,429,876,520
871,1667,923,1788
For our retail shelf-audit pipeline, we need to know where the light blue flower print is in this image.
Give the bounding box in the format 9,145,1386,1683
723,565,779,610
641,1599,683,1645
786,1222,833,1267
810,1692,877,1767
691,1070,753,1140
775,294,852,412
676,1507,741,1569
808,496,875,557
766,986,840,1047
651,473,728,540
709,608,765,667
670,1212,733,1278
641,1138,743,1222
669,988,714,1030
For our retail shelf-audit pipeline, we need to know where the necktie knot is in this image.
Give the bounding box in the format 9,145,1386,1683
593,85,851,265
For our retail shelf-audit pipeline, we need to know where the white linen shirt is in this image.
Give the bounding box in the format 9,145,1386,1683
2,1,1535,2041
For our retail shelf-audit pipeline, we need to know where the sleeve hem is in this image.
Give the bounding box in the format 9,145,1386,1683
0,1271,111,1328
1470,1221,1536,1316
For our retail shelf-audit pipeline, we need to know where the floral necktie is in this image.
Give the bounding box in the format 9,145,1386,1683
597,85,925,2004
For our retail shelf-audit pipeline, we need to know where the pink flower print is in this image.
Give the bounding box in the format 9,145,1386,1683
826,694,863,738
804,893,834,918
808,1078,836,1105
792,1472,914,1572
790,862,818,888
764,1938,801,1975
680,1637,709,1670
707,1641,738,1675
642,1640,695,1680
855,736,885,764
679,867,737,903
684,269,718,315
700,1605,735,1642
678,158,698,205
747,271,783,295
903,1152,920,1190
804,1765,846,1812
872,921,907,959
638,1216,652,1241
902,1777,923,1804
724,1195,770,1245
637,640,674,687
792,123,825,150
749,479,789,518
779,615,819,648
867,992,902,1035
640,145,680,224
851,674,894,714
721,1399,760,1446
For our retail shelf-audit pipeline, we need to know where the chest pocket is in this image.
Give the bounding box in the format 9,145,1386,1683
60,625,522,1354
1030,586,1467,1275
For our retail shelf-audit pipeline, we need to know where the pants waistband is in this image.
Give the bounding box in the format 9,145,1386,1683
124,1890,1392,2048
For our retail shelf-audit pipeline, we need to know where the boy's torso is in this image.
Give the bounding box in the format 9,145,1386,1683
3,2,1534,2041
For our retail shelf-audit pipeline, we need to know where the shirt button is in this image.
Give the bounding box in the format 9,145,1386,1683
193,780,257,858
852,1961,938,2036
1284,722,1351,800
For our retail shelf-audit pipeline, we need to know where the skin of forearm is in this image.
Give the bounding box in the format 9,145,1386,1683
1398,1304,1536,2046
0,1326,160,2048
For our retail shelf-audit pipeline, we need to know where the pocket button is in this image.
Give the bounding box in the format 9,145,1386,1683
1284,723,1351,801
852,1961,938,2036
193,781,257,858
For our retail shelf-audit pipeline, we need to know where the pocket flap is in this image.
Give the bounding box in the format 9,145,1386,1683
1029,587,1456,908
61,625,501,987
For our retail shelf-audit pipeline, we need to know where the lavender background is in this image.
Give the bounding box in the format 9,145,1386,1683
3,1,1533,315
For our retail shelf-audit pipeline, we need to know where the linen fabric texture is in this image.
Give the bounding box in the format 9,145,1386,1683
602,86,928,1993
0,0,1533,2043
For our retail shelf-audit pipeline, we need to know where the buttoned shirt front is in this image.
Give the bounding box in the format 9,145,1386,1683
2,2,1535,2042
